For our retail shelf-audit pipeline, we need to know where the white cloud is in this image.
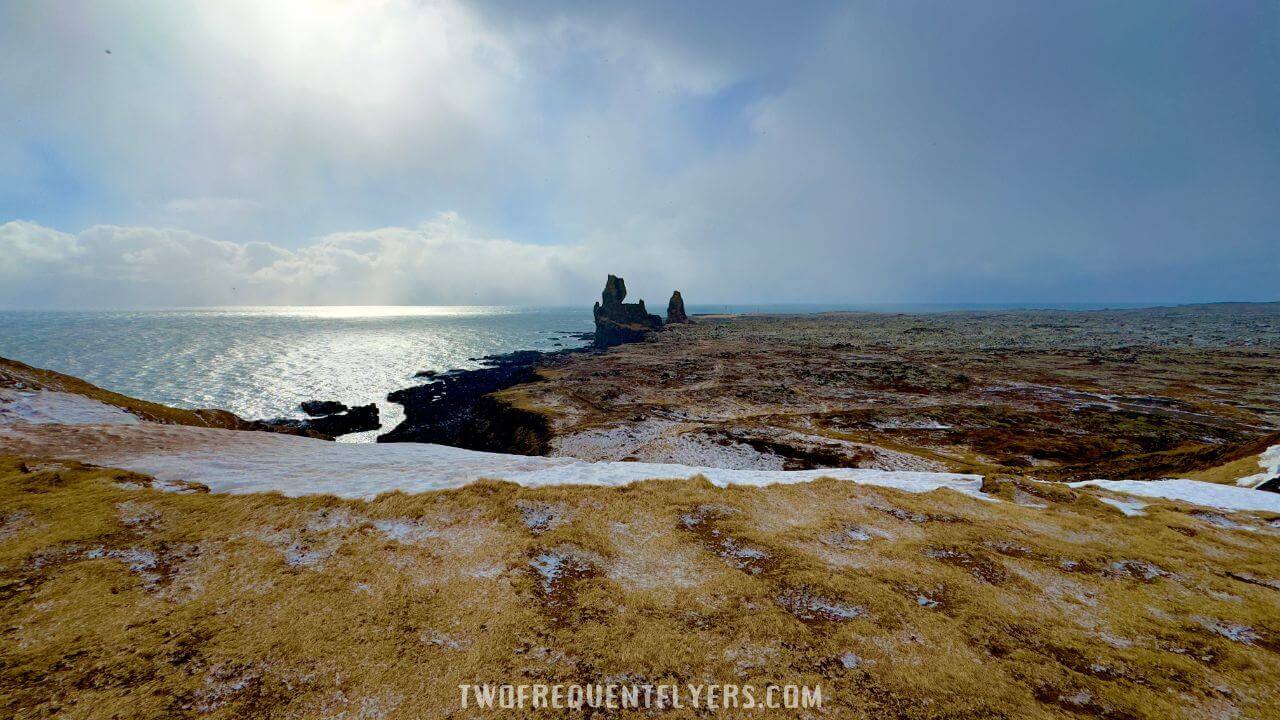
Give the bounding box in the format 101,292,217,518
1,2,1275,306
0,215,673,308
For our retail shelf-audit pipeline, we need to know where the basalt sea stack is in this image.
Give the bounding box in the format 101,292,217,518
666,290,690,324
593,274,663,347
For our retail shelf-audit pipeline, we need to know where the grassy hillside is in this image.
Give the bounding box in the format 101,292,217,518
2,456,1278,718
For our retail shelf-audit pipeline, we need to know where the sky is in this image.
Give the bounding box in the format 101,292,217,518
1,0,1276,308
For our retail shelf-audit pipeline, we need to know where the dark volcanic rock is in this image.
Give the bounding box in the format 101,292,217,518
270,403,380,437
593,274,663,347
1258,476,1280,494
379,349,573,449
666,290,690,324
300,400,349,417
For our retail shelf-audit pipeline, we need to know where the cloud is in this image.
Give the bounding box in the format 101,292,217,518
1,1,1276,305
0,214,693,308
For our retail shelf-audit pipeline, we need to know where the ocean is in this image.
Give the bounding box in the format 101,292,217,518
0,306,593,441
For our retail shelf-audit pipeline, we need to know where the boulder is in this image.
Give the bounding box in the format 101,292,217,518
666,290,690,324
305,403,380,437
592,274,663,347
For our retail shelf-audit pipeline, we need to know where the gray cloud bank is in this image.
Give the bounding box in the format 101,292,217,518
1,1,1276,307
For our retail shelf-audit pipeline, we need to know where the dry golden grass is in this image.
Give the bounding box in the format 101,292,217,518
1185,454,1269,486
3,456,1280,719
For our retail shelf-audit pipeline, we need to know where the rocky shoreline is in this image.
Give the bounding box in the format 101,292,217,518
378,348,571,450
377,275,689,449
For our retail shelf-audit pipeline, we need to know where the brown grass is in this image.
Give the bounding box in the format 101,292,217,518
3,456,1280,718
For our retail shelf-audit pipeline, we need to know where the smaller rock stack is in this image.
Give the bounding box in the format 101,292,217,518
666,290,691,324
593,274,664,347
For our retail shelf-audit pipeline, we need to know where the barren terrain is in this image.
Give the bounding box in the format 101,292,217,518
498,304,1280,482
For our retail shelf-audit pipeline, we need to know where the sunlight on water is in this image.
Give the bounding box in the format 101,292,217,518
0,307,593,441
203,305,521,319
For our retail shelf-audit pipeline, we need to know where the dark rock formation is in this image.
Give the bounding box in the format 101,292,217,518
379,349,567,449
300,400,348,416
269,403,380,438
666,290,690,324
593,274,663,347
1258,476,1280,494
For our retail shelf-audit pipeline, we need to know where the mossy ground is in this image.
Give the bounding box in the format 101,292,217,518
3,457,1279,719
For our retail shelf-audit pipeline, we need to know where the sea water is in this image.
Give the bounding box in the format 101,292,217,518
0,306,593,441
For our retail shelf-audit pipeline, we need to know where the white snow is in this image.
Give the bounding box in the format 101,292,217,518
1095,496,1147,517
0,388,139,425
141,437,986,500
1235,444,1280,488
871,418,952,430
1072,479,1280,514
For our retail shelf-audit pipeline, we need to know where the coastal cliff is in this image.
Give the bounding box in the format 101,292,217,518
380,274,686,448
378,349,557,450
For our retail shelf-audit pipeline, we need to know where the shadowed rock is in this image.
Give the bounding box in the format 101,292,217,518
380,349,559,451
593,274,663,347
666,290,690,324
270,403,380,438
300,400,348,417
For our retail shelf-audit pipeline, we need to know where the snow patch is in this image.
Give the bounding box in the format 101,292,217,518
0,388,139,425
373,519,439,544
840,652,864,669
777,588,867,622
1235,444,1280,488
1072,479,1280,514
23,416,987,500
871,418,951,430
1096,496,1147,517
1194,617,1260,644
515,499,567,534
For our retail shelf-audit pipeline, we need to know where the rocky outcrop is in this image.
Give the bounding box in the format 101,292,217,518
666,290,690,324
270,403,380,438
380,349,558,449
593,274,663,347
301,400,348,416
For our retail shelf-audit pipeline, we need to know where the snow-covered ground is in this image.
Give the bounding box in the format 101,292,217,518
3,389,1279,513
1072,479,1280,514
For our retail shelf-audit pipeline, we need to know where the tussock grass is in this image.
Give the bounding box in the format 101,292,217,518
2,457,1279,718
